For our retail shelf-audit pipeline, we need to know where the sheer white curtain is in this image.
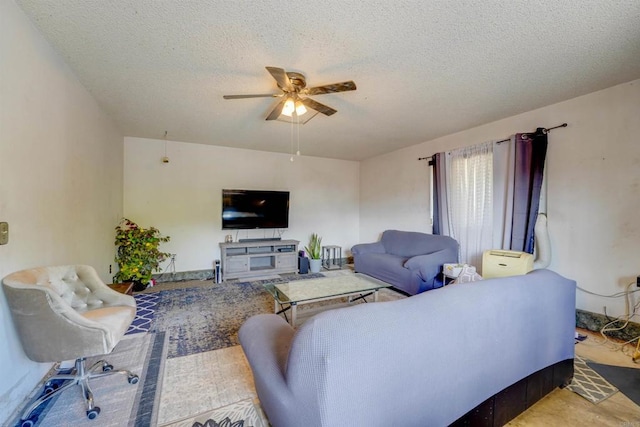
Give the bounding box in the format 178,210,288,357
492,137,516,249
445,141,494,267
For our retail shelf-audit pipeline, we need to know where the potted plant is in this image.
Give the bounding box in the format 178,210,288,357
305,233,323,273
114,218,171,291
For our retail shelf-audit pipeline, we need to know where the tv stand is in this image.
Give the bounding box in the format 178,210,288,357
219,239,299,281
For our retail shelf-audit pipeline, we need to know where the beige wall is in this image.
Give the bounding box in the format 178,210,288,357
124,137,360,272
0,1,124,422
360,79,640,318
2,0,638,421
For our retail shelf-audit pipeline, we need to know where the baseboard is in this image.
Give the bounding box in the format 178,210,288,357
152,269,213,283
576,309,640,342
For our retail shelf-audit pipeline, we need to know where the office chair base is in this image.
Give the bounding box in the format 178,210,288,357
19,357,138,426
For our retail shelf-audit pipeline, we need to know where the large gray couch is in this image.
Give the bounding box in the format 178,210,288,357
352,229,459,295
239,269,575,427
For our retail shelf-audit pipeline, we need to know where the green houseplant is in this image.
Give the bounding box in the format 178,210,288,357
305,233,322,273
114,218,171,291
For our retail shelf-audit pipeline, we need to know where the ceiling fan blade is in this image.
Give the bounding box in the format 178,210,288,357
223,94,279,99
265,66,293,91
266,97,288,121
300,97,337,116
305,80,357,96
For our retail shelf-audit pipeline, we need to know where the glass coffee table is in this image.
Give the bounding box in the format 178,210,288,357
263,273,391,326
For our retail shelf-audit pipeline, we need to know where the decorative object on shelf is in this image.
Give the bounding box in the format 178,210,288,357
114,218,171,291
225,234,233,243
305,233,322,273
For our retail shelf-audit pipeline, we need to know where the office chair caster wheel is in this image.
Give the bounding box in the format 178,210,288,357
44,382,59,395
86,407,101,420
102,363,113,372
20,417,36,427
128,374,139,385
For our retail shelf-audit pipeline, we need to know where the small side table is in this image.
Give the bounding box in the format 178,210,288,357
442,263,463,287
322,245,342,270
442,272,457,287
107,282,134,295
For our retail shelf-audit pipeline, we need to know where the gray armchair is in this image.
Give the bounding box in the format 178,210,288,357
352,230,459,295
2,265,139,426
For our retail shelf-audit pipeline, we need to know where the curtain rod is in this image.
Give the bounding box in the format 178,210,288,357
418,123,568,161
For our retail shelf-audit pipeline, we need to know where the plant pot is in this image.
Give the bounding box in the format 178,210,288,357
132,280,148,292
309,259,322,274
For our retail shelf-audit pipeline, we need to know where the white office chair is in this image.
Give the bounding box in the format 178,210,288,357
2,265,138,427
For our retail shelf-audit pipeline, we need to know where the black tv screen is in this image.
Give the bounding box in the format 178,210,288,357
222,189,290,229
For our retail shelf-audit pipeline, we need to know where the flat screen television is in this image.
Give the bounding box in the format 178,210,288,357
222,189,290,229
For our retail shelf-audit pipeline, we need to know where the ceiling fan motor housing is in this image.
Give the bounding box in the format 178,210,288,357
285,72,306,92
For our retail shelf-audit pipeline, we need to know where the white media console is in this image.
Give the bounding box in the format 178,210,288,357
219,239,299,281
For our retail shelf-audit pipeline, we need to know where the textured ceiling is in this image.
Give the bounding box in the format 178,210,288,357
16,0,640,161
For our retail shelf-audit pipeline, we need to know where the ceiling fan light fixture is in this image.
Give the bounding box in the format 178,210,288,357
282,98,295,117
295,101,307,116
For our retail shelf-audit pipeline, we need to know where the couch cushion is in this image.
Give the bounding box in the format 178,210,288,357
354,252,418,294
381,230,455,258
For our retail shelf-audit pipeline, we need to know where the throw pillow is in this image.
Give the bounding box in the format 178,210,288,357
452,265,483,284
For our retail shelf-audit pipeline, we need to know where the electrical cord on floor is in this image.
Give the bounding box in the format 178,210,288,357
633,337,640,362
577,281,640,361
602,283,640,361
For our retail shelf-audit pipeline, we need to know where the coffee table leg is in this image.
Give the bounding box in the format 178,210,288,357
291,303,297,327
374,289,379,302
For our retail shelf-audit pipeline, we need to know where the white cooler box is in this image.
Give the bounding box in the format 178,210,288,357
482,250,533,279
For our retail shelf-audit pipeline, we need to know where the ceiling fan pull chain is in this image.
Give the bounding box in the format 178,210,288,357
297,114,301,156
290,113,295,162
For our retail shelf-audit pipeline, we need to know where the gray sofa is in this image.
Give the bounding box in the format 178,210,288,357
239,269,575,427
352,229,459,295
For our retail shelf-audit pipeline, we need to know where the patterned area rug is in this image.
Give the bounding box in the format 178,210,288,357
567,355,618,403
11,332,167,427
126,292,160,335
160,399,266,427
142,273,324,358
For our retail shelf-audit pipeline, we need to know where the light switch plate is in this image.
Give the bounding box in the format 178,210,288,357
0,222,8,245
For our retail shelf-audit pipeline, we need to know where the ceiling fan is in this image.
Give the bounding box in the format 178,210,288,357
223,67,356,123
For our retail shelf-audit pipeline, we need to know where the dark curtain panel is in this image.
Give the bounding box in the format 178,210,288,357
431,153,442,235
510,128,548,253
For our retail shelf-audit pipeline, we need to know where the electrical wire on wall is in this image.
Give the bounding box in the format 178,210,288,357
577,282,640,361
